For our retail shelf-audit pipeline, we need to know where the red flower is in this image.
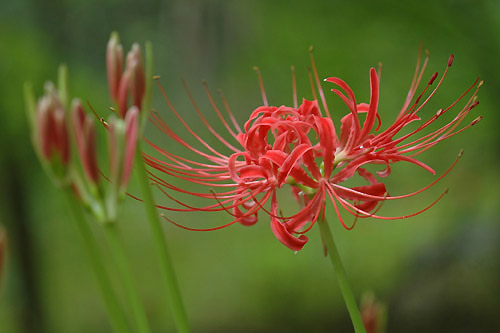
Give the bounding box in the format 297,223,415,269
145,49,481,251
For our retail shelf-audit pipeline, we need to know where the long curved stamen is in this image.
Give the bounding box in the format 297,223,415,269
325,181,448,220
202,81,241,140
309,46,331,118
330,149,463,202
155,80,233,161
217,89,242,133
181,79,240,153
291,65,298,109
253,66,268,106
149,109,229,164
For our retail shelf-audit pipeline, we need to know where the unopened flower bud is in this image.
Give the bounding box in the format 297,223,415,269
71,103,99,184
117,43,145,118
127,44,146,110
122,106,139,188
106,32,124,103
35,82,70,167
53,108,70,165
361,292,386,333
36,97,54,160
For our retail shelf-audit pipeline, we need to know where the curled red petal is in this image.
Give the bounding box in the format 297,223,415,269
271,217,309,251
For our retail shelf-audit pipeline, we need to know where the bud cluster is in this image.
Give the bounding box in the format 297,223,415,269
107,32,146,118
26,51,141,222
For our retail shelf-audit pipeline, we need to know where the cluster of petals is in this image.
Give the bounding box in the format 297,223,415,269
146,51,481,251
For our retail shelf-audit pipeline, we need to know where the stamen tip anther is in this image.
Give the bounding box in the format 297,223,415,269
458,149,464,157
309,45,314,53
428,72,438,85
445,187,449,194
436,108,443,117
471,116,482,125
478,80,484,87
153,75,161,80
448,54,454,67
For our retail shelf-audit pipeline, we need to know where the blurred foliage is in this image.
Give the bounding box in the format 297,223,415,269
1,0,499,332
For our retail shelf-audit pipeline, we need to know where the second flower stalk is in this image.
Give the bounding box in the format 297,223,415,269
26,32,190,333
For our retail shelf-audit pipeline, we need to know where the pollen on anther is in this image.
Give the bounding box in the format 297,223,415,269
448,54,454,67
153,75,161,80
471,116,482,125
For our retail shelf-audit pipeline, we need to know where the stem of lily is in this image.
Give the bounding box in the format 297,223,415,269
134,145,190,333
103,221,151,333
317,216,366,333
63,187,130,333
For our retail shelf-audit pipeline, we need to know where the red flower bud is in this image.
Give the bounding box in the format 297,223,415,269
35,83,70,166
106,33,124,103
71,103,99,184
122,106,139,188
116,42,145,118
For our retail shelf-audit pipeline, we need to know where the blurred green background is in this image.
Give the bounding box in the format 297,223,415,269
1,0,499,332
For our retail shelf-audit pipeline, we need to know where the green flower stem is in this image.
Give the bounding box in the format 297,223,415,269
103,221,151,333
134,145,190,333
63,187,130,333
317,217,366,333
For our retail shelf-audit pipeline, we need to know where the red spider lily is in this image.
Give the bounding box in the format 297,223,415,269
145,49,481,251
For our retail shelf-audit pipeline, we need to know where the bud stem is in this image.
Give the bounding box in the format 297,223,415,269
317,217,367,333
103,220,151,333
134,145,191,333
63,186,130,333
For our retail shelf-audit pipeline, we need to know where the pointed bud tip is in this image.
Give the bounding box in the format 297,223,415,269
109,31,120,42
